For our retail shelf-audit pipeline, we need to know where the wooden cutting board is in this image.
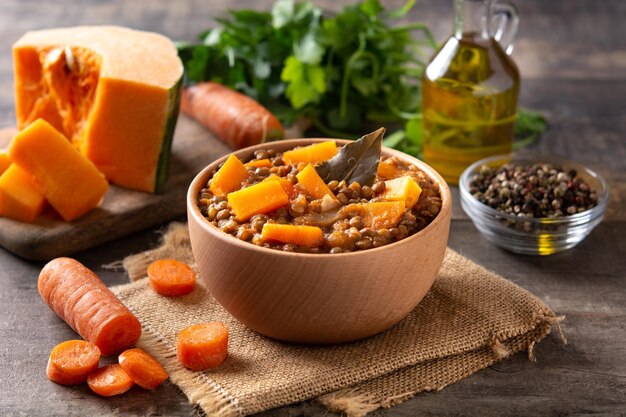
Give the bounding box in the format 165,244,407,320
0,116,231,260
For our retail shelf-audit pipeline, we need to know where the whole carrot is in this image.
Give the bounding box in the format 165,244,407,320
181,82,284,149
38,258,142,356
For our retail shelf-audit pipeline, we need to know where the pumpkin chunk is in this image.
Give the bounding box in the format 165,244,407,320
209,154,249,197
9,118,109,221
283,141,337,165
13,26,183,193
0,150,10,175
262,174,296,197
376,158,399,180
296,164,337,200
342,201,405,230
262,224,324,247
0,164,46,222
244,159,272,168
380,176,422,208
228,180,289,221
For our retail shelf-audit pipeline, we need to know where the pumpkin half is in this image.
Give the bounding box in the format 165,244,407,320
13,26,183,193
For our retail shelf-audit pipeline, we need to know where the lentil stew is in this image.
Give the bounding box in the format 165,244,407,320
197,141,442,253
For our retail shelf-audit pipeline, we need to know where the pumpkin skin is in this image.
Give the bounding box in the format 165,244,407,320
13,26,183,193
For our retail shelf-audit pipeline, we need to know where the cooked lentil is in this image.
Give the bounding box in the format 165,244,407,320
198,149,442,253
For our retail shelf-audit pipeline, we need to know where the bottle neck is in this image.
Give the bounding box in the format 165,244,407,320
454,0,491,39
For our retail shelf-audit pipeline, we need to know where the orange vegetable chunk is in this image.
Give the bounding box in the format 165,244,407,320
46,340,101,386
283,141,337,165
262,173,296,197
0,164,46,222
118,348,168,389
177,322,228,371
380,176,422,208
87,364,134,396
296,164,337,200
38,257,142,356
0,150,10,175
209,154,249,197
244,158,272,168
262,224,324,247
283,140,338,164
344,201,406,229
147,259,196,297
227,180,289,221
376,159,399,180
9,118,108,221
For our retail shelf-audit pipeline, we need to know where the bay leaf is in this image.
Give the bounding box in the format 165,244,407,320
315,127,385,186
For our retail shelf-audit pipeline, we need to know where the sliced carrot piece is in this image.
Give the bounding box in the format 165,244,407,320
46,340,101,385
283,141,337,164
262,223,324,247
147,259,196,297
118,348,168,389
177,322,228,371
87,364,134,397
244,158,272,168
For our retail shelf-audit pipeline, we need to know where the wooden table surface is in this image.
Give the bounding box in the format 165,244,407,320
1,1,625,416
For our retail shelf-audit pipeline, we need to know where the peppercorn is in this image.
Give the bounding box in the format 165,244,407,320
469,163,598,218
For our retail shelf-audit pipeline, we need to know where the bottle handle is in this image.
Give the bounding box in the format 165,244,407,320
492,0,519,55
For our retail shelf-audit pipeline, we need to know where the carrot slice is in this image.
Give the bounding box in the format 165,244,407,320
119,348,168,389
283,141,338,164
261,224,324,247
87,364,134,397
47,340,101,385
176,322,228,371
147,259,196,297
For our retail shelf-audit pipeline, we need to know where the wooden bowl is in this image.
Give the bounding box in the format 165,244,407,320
187,139,451,344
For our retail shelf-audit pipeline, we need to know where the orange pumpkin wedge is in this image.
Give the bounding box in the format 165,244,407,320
296,164,337,201
283,141,338,165
0,150,10,175
342,201,406,230
227,180,289,221
209,154,249,197
13,26,183,193
9,118,108,221
262,174,296,197
380,176,422,208
244,159,272,168
0,164,46,223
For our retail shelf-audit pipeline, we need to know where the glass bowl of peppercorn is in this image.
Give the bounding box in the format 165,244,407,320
459,154,609,255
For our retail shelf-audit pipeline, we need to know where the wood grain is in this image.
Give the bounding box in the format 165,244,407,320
0,117,230,260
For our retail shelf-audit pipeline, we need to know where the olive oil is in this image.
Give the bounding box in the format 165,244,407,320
422,0,520,184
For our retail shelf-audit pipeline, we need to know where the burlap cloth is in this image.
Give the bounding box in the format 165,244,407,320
110,222,565,417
